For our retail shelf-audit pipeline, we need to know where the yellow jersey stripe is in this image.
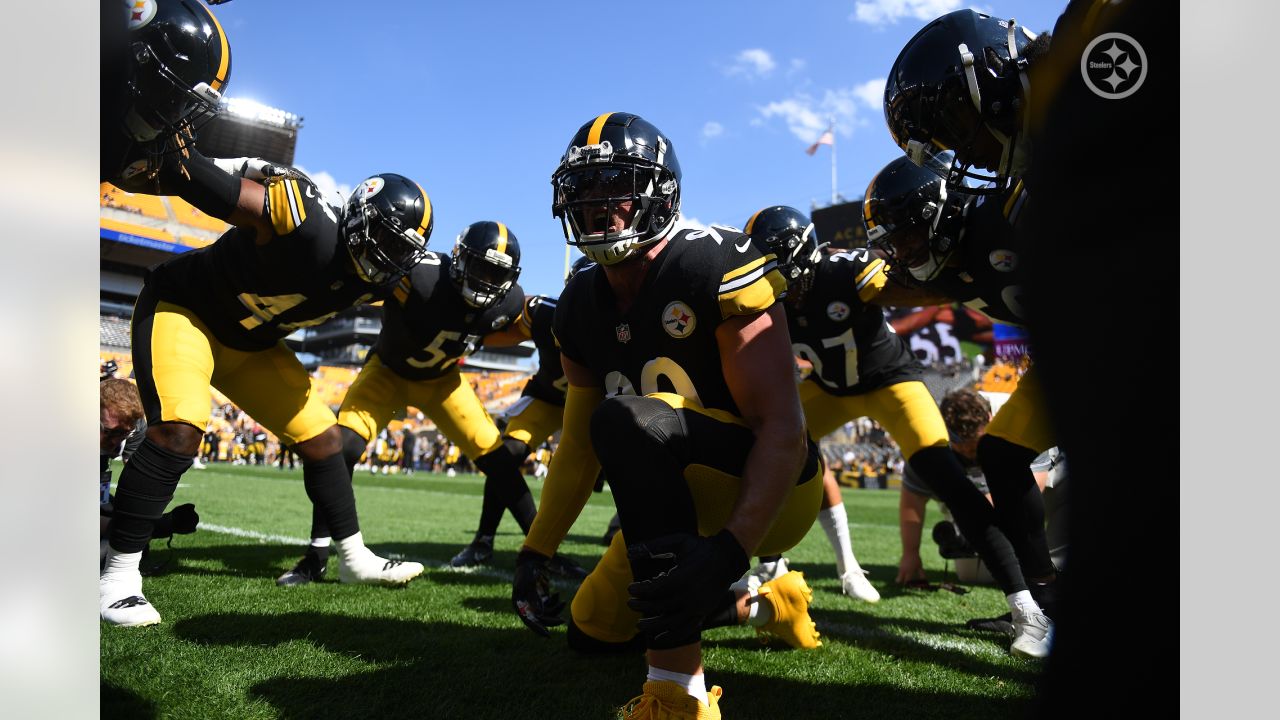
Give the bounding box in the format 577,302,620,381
719,255,771,289
718,262,786,319
587,113,614,145
743,209,763,235
268,179,302,235
854,258,888,303
204,5,231,91
495,222,508,255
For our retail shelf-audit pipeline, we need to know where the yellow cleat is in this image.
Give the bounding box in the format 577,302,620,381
618,680,723,720
755,570,822,649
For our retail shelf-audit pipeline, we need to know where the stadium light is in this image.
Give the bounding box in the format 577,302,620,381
221,97,303,129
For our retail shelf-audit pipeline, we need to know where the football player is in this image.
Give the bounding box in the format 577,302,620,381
741,204,996,607
101,0,272,230
275,221,585,585
863,155,1056,657
448,255,597,572
101,172,433,627
510,112,823,719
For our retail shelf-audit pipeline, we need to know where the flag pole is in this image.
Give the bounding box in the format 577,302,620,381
830,117,837,205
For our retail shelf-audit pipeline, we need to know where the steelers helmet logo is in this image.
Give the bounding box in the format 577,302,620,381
125,0,157,30
989,249,1018,272
826,301,850,322
356,177,385,199
662,301,697,339
120,159,149,180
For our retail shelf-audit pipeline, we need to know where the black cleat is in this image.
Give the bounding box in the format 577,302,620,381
547,553,589,580
966,612,1015,637
450,539,494,568
277,548,328,587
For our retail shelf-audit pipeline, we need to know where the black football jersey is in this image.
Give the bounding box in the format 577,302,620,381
145,175,380,351
519,295,568,406
918,181,1030,326
554,225,787,417
373,252,525,381
788,248,922,396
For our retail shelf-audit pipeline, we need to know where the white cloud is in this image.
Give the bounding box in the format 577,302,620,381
701,121,724,140
852,77,886,110
725,48,777,79
851,0,962,27
757,81,883,145
680,216,709,232
295,167,352,208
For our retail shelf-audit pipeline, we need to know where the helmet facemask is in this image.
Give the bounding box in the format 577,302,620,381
764,224,826,299
126,41,223,143
870,187,963,284
343,198,430,287
552,141,680,266
886,15,1035,194
451,242,520,309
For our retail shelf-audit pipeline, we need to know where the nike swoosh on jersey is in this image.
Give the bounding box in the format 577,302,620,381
735,240,751,253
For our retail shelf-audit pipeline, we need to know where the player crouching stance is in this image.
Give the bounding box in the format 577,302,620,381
100,172,431,627
509,112,823,719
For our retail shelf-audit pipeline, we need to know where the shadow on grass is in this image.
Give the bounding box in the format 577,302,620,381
171,611,1031,720
102,680,157,720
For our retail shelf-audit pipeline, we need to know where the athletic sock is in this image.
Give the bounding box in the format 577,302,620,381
818,503,858,577
647,666,708,706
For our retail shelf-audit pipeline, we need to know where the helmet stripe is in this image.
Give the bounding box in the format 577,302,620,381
495,222,508,255
862,170,882,227
1002,179,1025,219
204,4,231,91
587,113,615,145
744,209,763,235
414,182,432,236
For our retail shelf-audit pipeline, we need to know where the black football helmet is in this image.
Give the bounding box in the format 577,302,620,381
743,206,825,293
449,221,522,309
341,174,433,286
122,0,231,143
551,112,682,265
566,254,596,285
863,156,966,283
884,9,1036,192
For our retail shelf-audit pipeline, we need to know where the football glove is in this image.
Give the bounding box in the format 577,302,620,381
512,549,566,637
626,529,748,646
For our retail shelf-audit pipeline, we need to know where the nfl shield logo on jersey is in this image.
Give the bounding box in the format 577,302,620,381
616,323,632,343
662,302,697,339
827,301,850,321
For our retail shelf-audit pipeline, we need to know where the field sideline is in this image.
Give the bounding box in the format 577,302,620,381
101,464,1042,719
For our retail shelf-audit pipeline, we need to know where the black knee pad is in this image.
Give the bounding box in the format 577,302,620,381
474,438,528,477
340,427,368,472
589,395,688,479
566,618,645,656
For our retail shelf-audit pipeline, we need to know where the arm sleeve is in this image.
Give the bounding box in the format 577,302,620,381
522,383,604,557
157,138,242,220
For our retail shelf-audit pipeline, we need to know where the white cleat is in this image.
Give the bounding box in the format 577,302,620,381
100,563,161,627
338,552,424,587
841,568,881,603
1010,610,1054,659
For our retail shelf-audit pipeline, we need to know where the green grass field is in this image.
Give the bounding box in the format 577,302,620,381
101,464,1042,719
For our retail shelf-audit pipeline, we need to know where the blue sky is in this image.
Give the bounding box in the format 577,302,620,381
207,0,1063,298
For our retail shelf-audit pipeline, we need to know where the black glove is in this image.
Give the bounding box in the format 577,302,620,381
512,549,566,637
626,529,749,646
